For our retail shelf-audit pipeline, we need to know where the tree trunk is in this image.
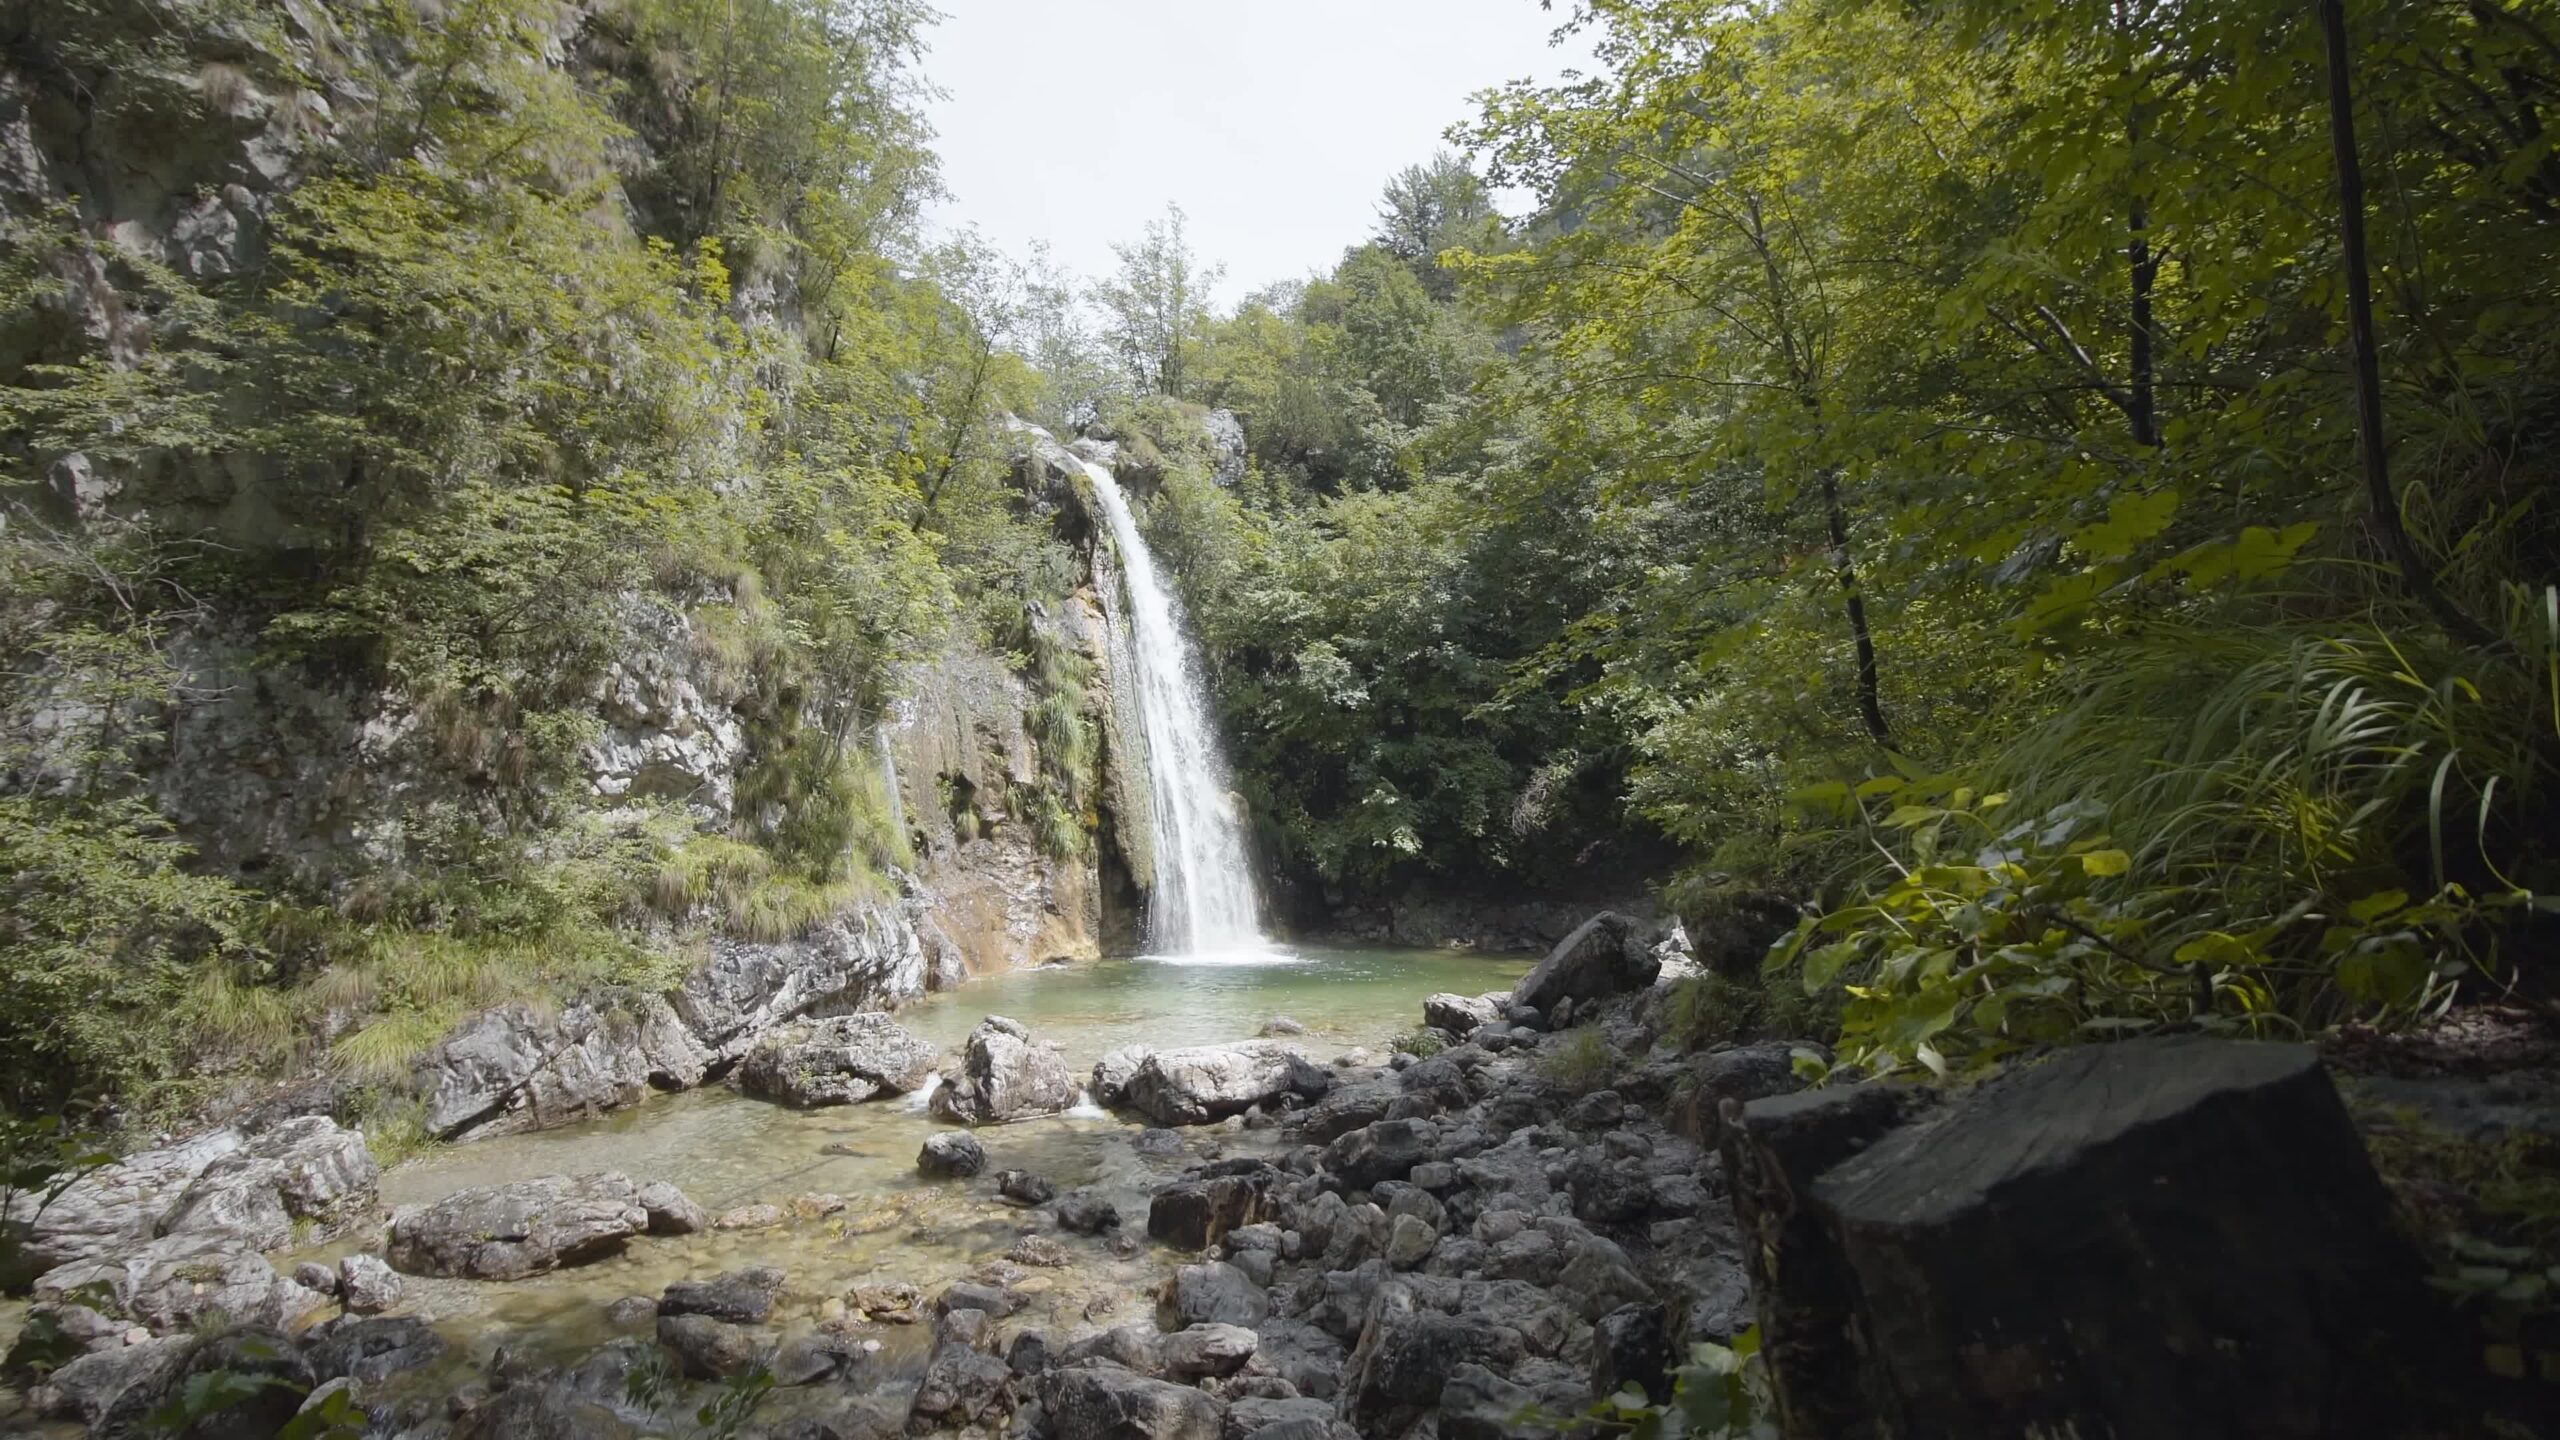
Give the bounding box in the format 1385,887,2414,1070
1822,472,1892,747
2319,0,2492,645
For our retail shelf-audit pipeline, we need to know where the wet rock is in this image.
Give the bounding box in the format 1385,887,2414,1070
1422,993,1501,1038
1055,1189,1121,1234
451,1378,637,1440
1058,1323,1164,1374
293,1260,339,1295
136,1328,314,1440
636,1179,710,1234
1122,1041,1333,1127
1159,1323,1257,1378
1322,1118,1440,1189
1386,1214,1437,1269
658,1313,769,1379
605,1294,657,1325
848,1282,922,1323
336,1253,402,1314
932,1016,1078,1125
772,1330,875,1386
305,1314,447,1385
935,1307,992,1349
1173,1261,1269,1327
387,1173,668,1279
909,1340,1013,1428
1262,1016,1308,1036
918,1131,987,1179
1511,913,1656,1016
997,1169,1058,1204
1592,1303,1671,1404
1287,1081,1399,1146
1008,1330,1052,1376
1339,1292,1522,1437
936,1281,1025,1320
1008,1234,1070,1268
713,1202,788,1232
737,1013,941,1107
28,1337,190,1430
35,1233,326,1333
1133,1127,1187,1158
661,1266,787,1324
1440,1360,1586,1440
1038,1363,1226,1440
1149,1162,1282,1250
1093,1045,1159,1108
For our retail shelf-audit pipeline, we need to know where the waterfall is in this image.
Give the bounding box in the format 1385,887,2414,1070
1077,457,1271,957
873,719,907,846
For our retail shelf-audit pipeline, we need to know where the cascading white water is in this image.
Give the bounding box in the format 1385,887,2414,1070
1077,457,1271,957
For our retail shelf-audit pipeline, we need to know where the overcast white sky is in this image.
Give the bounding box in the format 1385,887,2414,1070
918,1,1594,305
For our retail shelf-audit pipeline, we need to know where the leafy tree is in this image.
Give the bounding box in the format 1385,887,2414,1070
1095,203,1222,400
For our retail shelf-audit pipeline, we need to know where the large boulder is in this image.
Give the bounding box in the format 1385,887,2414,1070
1727,1037,2453,1439
386,1173,695,1280
659,1266,787,1324
33,1231,328,1333
1339,1289,1522,1437
1322,1119,1440,1190
304,1314,447,1385
11,1116,376,1274
657,1314,769,1380
1092,1045,1157,1108
336,1253,403,1314
1159,1323,1257,1378
414,996,708,1140
736,1013,940,1107
931,1016,1079,1125
1511,913,1657,1016
1120,1041,1332,1127
1421,993,1503,1039
918,1132,987,1179
1172,1261,1268,1327
414,903,928,1141
908,1340,1014,1429
1037,1362,1226,1440
1148,1160,1283,1250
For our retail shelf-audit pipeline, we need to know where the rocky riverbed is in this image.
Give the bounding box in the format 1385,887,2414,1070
12,910,2500,1438
6,939,1630,1437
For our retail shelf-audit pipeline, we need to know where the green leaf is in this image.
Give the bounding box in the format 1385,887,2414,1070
2076,488,2178,561
2077,849,2132,877
2346,889,2409,924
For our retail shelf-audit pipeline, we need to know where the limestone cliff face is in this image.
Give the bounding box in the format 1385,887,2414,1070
882,422,1159,975
0,4,1160,1140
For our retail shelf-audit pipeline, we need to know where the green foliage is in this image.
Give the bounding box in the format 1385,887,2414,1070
1584,1330,1777,1439
1539,1029,1621,1093
1389,1027,1449,1059
0,0,1010,1129
1658,971,1838,1053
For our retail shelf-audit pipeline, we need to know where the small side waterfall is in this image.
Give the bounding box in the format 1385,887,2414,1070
1077,457,1271,957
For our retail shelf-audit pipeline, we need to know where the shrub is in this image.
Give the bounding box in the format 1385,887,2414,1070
1389,1027,1448,1058
1539,1029,1619,1093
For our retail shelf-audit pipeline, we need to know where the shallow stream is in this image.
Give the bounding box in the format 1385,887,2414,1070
301,945,1529,1392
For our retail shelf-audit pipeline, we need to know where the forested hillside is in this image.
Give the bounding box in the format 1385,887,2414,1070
1115,0,2560,1079
6,0,2557,1158
0,0,1087,1125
